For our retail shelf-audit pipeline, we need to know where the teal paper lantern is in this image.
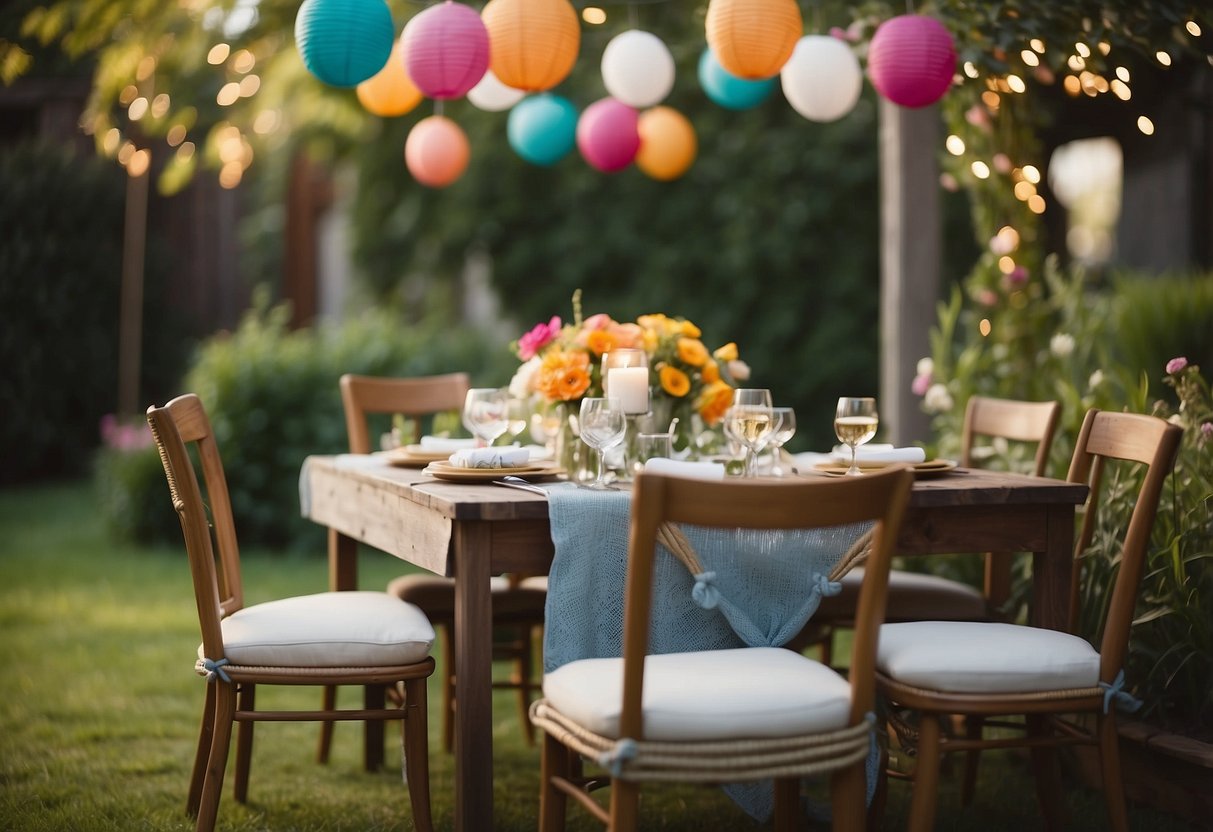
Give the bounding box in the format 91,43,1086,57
508,94,578,166
295,0,395,88
698,50,776,111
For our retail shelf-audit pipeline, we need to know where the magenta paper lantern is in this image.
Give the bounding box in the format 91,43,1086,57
402,1,490,100
576,97,640,173
867,14,956,108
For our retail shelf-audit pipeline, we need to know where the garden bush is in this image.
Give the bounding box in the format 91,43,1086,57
97,296,516,551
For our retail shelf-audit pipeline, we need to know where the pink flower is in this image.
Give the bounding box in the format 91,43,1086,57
976,288,999,307
581,313,612,331
911,373,932,396
1001,265,1029,290
1201,422,1213,439
1166,356,1189,375
517,316,561,361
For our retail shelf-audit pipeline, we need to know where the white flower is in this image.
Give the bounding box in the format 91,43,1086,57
508,356,542,399
727,359,751,381
923,383,954,413
1050,333,1075,359
1168,413,1184,426
916,357,934,377
1088,370,1105,389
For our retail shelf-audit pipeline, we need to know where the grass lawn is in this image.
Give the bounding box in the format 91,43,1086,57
0,481,1191,831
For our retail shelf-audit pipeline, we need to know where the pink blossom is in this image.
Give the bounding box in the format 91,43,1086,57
976,288,999,307
1165,356,1188,375
581,313,612,331
517,316,561,360
911,373,932,396
1201,422,1213,439
1001,265,1029,291
100,413,153,451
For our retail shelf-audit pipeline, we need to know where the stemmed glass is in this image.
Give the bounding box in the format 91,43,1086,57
726,388,774,478
768,407,797,477
462,388,509,448
504,397,530,445
578,397,627,490
834,397,879,476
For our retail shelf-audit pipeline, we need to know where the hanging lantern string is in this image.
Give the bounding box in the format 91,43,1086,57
435,99,444,117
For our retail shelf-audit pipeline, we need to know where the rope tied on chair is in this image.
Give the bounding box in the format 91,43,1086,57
596,738,639,778
197,657,232,683
815,573,842,598
691,571,720,609
1099,669,1143,714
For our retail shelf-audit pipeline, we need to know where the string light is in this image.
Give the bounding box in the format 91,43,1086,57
998,256,1015,273
1021,165,1041,184
971,160,990,179
166,124,187,146
232,49,256,73
128,97,149,120
1116,66,1130,82
178,141,195,161
207,43,230,65
1111,79,1131,100
1007,74,1025,93
1156,50,1172,66
1030,38,1045,53
1067,55,1086,71
1137,115,1155,135
979,319,992,336
945,135,966,155
1186,21,1202,36
1027,194,1046,213
582,7,606,24
963,61,979,79
216,82,240,106
1020,49,1039,67
1074,42,1091,58
151,93,171,118
1013,181,1036,200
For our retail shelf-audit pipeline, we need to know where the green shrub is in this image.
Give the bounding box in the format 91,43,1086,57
148,297,515,551
93,417,180,545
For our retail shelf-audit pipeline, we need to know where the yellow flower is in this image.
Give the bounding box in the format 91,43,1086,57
701,360,720,383
713,342,738,362
637,313,669,331
679,320,702,338
642,328,659,352
695,380,734,425
659,364,691,397
676,337,709,367
537,349,591,402
585,329,618,356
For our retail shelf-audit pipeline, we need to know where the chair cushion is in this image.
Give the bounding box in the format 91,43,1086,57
542,647,853,742
815,568,989,623
877,621,1101,693
386,574,547,622
201,591,435,668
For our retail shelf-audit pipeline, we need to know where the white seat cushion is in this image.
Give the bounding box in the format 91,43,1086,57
542,647,852,742
877,621,1100,693
200,591,435,667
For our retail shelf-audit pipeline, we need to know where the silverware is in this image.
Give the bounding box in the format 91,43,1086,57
492,476,549,496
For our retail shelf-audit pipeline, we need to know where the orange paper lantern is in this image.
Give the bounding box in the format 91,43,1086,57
405,115,470,188
481,0,580,92
356,40,423,117
705,0,802,80
636,106,697,181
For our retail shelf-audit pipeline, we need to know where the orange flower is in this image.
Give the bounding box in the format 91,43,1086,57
695,380,734,425
585,329,618,356
713,342,738,362
679,320,702,338
676,337,709,367
701,360,720,383
659,364,691,397
536,349,591,401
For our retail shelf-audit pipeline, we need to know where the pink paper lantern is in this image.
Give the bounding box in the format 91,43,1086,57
867,14,956,108
402,1,489,100
576,97,640,173
405,115,471,187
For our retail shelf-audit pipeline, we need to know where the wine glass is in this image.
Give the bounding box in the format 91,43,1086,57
834,397,879,476
504,397,530,445
462,388,509,448
726,388,774,477
768,407,796,477
578,397,627,490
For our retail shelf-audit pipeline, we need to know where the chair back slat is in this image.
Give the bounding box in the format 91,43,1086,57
147,394,244,659
340,372,471,454
961,396,1062,477
618,468,914,740
1064,410,1182,679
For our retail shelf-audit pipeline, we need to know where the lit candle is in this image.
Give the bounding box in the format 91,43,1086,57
607,366,650,414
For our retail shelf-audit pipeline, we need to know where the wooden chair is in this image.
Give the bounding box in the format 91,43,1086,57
322,371,547,757
530,466,915,832
874,409,1182,831
811,396,1062,663
147,394,435,832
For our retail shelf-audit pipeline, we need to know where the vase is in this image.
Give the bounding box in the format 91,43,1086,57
553,401,596,483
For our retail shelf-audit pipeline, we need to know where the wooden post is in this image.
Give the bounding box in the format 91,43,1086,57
879,99,940,446
118,157,149,419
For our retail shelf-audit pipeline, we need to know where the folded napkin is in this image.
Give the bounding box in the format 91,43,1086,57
831,444,926,464
644,457,726,480
419,436,477,451
448,447,530,469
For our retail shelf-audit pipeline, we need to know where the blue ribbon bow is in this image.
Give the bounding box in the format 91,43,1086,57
597,738,638,779
691,571,721,609
1098,669,1143,714
201,657,231,684
814,573,843,597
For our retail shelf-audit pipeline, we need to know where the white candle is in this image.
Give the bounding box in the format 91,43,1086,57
607,367,650,414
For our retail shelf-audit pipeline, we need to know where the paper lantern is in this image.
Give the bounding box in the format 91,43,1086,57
356,40,423,117
705,0,802,80
508,94,578,166
467,68,526,111
481,0,580,92
401,1,489,100
780,35,863,122
636,106,697,181
295,0,395,88
577,97,640,173
867,14,957,108
405,115,470,187
601,30,675,109
698,50,776,110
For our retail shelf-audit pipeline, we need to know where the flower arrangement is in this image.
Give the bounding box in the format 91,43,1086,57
508,292,750,430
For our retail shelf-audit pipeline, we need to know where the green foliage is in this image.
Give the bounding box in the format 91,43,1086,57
0,142,184,483
177,296,514,550
93,432,179,546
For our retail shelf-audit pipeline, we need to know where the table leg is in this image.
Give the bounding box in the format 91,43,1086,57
1032,505,1075,631
328,528,384,771
452,520,494,832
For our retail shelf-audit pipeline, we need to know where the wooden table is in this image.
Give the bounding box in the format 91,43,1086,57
300,456,1088,832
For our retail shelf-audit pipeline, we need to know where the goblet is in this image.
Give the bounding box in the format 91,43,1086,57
834,397,878,476
768,407,796,477
578,397,627,490
462,388,509,448
726,388,774,477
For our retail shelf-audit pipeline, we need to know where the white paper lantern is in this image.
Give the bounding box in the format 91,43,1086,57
600,30,675,108
780,35,863,122
467,68,526,111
